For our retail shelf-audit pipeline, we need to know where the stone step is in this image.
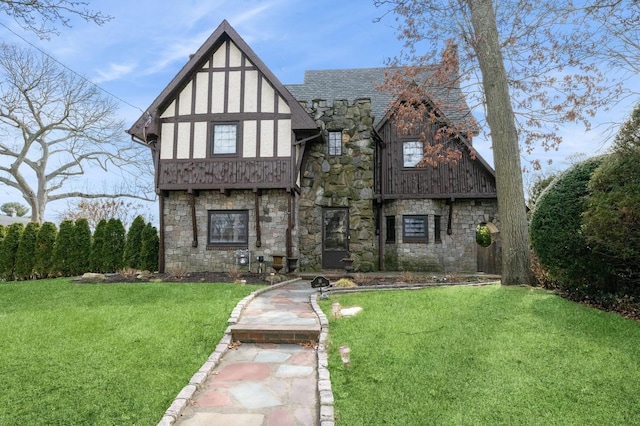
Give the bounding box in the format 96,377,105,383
229,324,320,344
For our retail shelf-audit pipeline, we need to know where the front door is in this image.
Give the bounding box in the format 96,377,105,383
322,207,349,269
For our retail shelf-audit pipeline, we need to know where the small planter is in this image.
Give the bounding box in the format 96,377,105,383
287,257,298,273
272,255,284,274
341,256,354,274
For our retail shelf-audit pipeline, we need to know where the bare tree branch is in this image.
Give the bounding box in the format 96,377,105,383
0,0,113,40
0,44,154,223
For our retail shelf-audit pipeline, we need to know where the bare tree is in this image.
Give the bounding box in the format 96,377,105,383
375,0,625,284
0,44,154,224
58,199,153,230
0,0,112,39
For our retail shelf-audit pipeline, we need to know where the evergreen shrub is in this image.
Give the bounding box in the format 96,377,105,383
0,223,24,280
15,222,40,280
34,222,57,278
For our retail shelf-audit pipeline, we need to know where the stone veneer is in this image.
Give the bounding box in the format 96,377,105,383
382,199,499,272
298,99,377,272
163,189,295,273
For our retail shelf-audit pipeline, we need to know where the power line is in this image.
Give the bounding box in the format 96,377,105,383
0,21,145,113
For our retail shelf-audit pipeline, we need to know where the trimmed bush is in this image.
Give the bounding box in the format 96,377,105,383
582,106,640,290
90,219,107,273
103,218,125,273
52,220,75,277
15,222,40,280
0,223,24,280
530,157,609,291
140,223,159,272
34,222,57,278
124,216,146,269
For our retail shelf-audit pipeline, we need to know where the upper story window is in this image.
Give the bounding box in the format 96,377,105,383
403,141,423,167
403,215,428,243
212,123,238,155
328,131,342,156
208,210,248,247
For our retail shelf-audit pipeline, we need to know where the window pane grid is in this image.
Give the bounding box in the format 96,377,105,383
403,141,423,167
403,215,428,242
328,131,342,156
208,210,248,246
213,124,237,155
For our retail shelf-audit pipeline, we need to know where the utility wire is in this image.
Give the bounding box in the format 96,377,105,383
0,21,145,114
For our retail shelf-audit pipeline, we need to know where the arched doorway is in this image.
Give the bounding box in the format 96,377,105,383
476,222,500,274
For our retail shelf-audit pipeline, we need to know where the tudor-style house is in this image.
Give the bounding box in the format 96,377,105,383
128,20,499,275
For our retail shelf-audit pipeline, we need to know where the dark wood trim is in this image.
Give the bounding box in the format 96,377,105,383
447,199,454,235
254,189,262,247
375,192,497,200
224,40,230,114
189,189,198,247
158,195,165,273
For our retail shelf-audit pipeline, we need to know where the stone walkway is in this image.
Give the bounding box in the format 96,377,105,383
160,280,333,426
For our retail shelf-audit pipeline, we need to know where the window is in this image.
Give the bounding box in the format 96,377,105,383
212,123,238,155
328,131,342,156
208,210,248,246
403,141,423,167
386,216,396,243
434,215,442,243
403,215,428,242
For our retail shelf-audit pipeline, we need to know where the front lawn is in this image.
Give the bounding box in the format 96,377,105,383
0,278,259,425
320,284,640,425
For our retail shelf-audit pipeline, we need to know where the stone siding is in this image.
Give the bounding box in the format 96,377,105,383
163,189,294,273
298,99,377,272
382,199,499,272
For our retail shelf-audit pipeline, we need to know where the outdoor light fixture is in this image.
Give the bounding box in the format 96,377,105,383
339,345,351,367
332,302,341,318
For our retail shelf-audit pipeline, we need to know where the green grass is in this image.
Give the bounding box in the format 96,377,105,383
320,285,640,425
0,278,261,425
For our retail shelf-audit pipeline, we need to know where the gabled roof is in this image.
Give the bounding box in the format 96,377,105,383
128,20,318,141
285,67,475,129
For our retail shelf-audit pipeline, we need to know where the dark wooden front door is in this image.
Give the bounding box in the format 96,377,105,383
322,208,349,269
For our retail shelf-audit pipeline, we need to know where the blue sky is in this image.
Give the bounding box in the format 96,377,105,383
0,0,633,221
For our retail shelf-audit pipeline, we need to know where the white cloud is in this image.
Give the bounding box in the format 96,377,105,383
93,62,137,83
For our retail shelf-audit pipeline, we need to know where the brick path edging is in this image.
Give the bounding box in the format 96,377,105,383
157,278,305,426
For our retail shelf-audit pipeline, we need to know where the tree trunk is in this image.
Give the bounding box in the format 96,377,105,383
468,0,532,285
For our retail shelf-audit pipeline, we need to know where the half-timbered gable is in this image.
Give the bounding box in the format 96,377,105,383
129,20,318,193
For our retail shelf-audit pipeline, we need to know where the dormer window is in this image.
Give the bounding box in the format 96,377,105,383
328,131,342,156
212,123,238,155
403,141,423,167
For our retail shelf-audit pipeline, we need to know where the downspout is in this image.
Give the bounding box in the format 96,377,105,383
375,128,386,271
286,193,293,260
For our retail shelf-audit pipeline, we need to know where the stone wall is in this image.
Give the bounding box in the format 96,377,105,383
382,199,499,272
298,99,377,272
163,189,294,273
